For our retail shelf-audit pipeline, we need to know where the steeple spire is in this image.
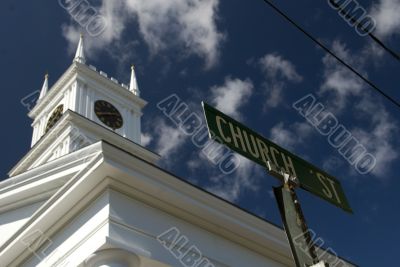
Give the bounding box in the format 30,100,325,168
74,33,86,64
129,65,140,96
38,73,49,101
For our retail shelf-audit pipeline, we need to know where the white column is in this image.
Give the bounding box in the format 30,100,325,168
64,89,70,110
69,83,77,111
85,87,91,118
89,88,95,120
133,111,142,144
39,117,46,137
31,124,38,147
122,107,130,138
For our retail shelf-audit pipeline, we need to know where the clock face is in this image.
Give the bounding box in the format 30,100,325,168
45,105,64,133
94,100,123,130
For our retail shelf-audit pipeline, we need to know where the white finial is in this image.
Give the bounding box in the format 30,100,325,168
38,73,49,101
129,64,140,96
74,33,86,64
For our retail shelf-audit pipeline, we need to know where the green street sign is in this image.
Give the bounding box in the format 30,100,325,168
202,102,352,213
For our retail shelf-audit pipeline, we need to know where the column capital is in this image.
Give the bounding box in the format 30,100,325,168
84,248,140,267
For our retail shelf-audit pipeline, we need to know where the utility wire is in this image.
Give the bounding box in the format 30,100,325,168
368,34,400,61
334,3,400,62
260,0,400,109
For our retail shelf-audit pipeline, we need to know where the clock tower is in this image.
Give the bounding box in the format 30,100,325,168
9,35,151,177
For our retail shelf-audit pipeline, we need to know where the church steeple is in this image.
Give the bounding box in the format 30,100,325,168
25,35,146,171
38,73,49,101
74,34,86,64
129,65,140,96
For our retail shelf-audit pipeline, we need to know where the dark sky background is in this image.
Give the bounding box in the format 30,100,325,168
1,0,400,266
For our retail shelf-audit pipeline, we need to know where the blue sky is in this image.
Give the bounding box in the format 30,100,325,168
1,0,400,266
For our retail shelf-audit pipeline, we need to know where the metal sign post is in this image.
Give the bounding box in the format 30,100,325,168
274,185,318,266
269,164,328,267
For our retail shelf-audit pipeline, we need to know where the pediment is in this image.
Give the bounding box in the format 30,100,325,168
0,143,102,256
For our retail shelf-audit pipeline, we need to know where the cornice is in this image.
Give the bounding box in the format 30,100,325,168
9,110,160,176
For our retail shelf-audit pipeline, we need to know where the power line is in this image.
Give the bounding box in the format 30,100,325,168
333,3,400,62
260,0,400,109
368,34,400,61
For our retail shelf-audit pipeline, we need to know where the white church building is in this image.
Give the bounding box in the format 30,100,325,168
0,37,356,267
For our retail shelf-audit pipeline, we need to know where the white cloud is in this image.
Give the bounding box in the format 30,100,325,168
210,77,253,119
153,119,187,158
206,156,261,202
318,40,399,178
360,1,400,60
185,145,262,203
260,54,303,82
352,96,398,178
270,122,298,149
62,0,128,54
370,0,400,38
62,0,225,68
319,41,365,111
259,53,302,108
264,83,284,108
187,158,202,171
269,122,313,150
141,133,152,146
322,156,345,173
